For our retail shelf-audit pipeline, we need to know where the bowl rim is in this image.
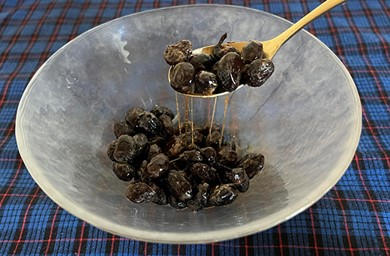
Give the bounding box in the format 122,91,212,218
16,4,362,244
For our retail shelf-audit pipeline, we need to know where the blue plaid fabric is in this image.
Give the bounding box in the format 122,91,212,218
0,0,389,255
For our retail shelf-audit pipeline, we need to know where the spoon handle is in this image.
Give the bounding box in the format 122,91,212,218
263,0,346,59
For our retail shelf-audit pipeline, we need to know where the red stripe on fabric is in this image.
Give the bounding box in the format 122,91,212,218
359,157,390,161
144,242,148,256
323,13,344,58
333,187,354,256
0,1,40,67
0,237,387,251
278,225,283,256
0,100,20,103
3,9,390,27
354,154,390,253
115,0,125,18
93,0,108,26
359,0,390,61
362,108,390,168
11,187,41,256
109,235,116,256
263,0,270,12
153,0,159,9
378,0,390,16
0,127,15,131
37,0,72,66
0,1,135,12
0,193,46,197
3,2,388,16
309,207,319,256
0,2,55,142
244,236,249,256
44,206,60,256
342,5,390,113
212,243,390,251
281,0,292,20
177,244,180,256
0,158,23,208
0,0,5,11
135,0,142,13
0,1,55,124
0,1,41,121
0,0,24,37
68,0,90,41
0,121,15,149
211,242,214,256
361,96,390,100
331,1,390,172
324,197,390,203
77,222,86,256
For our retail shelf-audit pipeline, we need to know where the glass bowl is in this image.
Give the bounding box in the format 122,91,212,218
16,5,361,243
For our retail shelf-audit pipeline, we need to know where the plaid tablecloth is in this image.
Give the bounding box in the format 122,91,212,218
0,0,389,255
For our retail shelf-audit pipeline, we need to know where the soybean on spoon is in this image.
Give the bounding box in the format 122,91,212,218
168,0,346,98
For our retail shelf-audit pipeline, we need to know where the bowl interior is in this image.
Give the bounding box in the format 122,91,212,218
16,5,361,243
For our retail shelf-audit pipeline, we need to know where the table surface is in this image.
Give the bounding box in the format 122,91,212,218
0,0,389,255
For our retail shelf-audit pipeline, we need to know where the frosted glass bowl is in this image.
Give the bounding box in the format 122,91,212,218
16,5,361,243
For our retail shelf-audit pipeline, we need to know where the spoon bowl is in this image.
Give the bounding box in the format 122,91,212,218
168,0,346,98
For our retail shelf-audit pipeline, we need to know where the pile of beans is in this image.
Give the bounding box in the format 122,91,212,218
107,105,265,211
